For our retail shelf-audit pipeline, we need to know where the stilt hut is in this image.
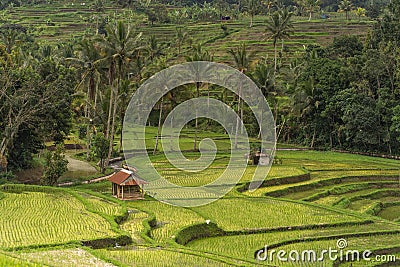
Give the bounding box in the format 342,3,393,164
108,169,148,200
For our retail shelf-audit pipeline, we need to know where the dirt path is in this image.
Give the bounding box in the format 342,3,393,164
65,154,97,173
58,173,114,187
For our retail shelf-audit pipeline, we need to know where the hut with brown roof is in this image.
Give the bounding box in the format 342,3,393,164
108,169,148,200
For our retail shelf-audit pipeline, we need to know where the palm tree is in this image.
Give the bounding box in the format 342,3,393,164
265,0,275,16
227,43,251,73
353,7,366,21
92,0,105,12
265,8,293,72
186,44,214,150
145,35,165,61
338,0,353,20
0,26,23,54
251,60,276,138
294,76,320,148
175,26,187,55
227,43,252,149
147,57,168,155
245,0,261,27
302,0,321,20
99,20,143,165
252,60,275,99
67,39,103,159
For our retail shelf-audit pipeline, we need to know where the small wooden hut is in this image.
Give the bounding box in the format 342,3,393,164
108,169,148,200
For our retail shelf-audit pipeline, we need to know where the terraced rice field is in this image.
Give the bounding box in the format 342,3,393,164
128,200,204,243
120,210,149,244
95,247,234,267
1,146,400,266
5,2,373,66
187,222,400,263
192,198,364,231
0,251,39,267
77,192,125,217
0,188,117,249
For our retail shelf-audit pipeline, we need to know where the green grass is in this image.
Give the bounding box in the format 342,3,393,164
0,191,117,249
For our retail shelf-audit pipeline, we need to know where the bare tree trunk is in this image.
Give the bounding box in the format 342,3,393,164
234,84,242,150
310,127,316,148
86,86,91,160
106,63,115,139
273,42,277,72
258,111,263,139
119,122,123,154
106,80,119,166
154,97,164,155
106,84,114,139
240,101,244,135
194,82,200,151
0,137,7,156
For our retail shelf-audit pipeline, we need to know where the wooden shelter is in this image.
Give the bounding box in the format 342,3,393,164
108,169,148,200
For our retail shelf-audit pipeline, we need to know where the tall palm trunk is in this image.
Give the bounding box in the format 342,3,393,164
310,127,316,148
105,60,118,167
106,63,115,139
234,79,243,150
106,79,119,166
194,82,200,151
154,97,164,155
273,40,277,72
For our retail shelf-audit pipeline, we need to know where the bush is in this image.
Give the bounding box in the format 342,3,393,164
41,145,68,186
81,235,132,249
78,124,87,140
175,222,225,245
0,171,15,181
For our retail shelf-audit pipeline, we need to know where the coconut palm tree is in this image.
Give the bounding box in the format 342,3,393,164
338,0,353,20
67,39,103,159
175,26,187,55
265,7,294,72
251,60,276,138
98,20,143,164
186,44,214,150
227,43,252,149
0,25,25,54
145,35,165,61
245,0,261,27
294,76,320,147
302,0,321,20
227,43,251,73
